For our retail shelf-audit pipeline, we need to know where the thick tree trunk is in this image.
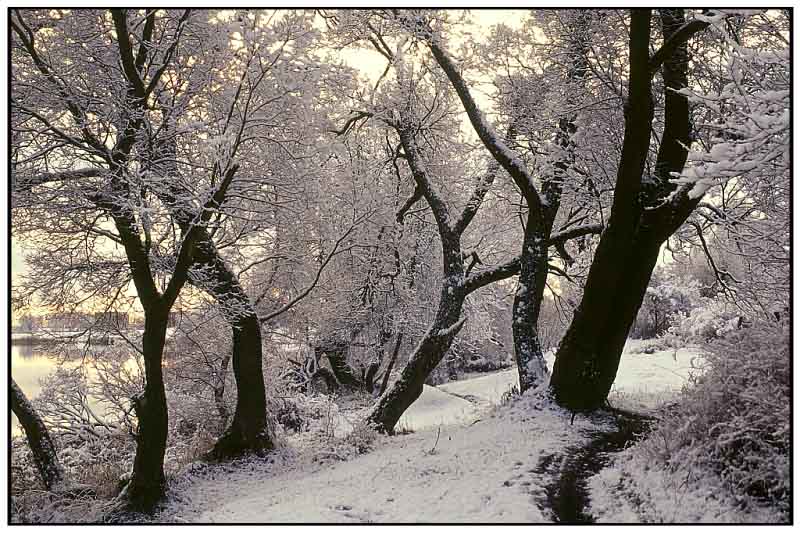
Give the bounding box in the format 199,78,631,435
211,314,273,459
188,232,273,459
11,379,65,492
550,224,663,410
550,9,699,411
120,307,170,512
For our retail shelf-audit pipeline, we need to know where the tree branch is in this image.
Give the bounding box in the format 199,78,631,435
547,223,604,245
259,223,357,323
412,18,544,211
463,257,521,295
111,9,147,100
649,18,710,75
396,184,423,223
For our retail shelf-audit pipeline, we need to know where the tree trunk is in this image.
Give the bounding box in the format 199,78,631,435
317,340,362,389
379,330,404,396
120,306,170,512
188,233,273,459
550,225,663,410
211,314,273,459
368,243,466,433
155,128,272,458
513,213,554,392
11,379,65,492
512,12,590,393
550,9,699,411
213,353,231,432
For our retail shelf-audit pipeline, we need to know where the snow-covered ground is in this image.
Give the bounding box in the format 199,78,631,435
159,390,607,523
154,341,757,524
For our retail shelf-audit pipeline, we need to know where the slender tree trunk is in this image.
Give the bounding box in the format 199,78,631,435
121,306,170,512
512,11,591,393
379,330,404,396
512,213,552,392
11,379,65,492
368,243,466,433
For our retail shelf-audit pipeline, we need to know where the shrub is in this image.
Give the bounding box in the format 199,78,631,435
669,298,740,342
641,320,789,518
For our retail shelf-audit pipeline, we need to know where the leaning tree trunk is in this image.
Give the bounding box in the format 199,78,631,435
550,9,701,411
154,120,272,459
11,379,65,492
367,240,466,433
550,223,663,410
316,339,363,389
193,233,271,459
379,330,404,396
120,306,170,512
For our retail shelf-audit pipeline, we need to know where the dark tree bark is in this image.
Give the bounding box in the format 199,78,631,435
121,306,170,512
365,120,487,433
311,367,340,394
550,9,706,411
379,330,404,396
11,379,65,492
211,313,273,459
153,116,272,460
316,340,363,389
11,8,240,513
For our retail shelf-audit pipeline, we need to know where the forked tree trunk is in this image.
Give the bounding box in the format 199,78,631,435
121,306,170,512
551,9,702,411
11,379,65,492
156,132,273,459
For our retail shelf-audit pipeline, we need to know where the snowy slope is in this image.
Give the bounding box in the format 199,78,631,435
438,369,518,405
396,384,481,432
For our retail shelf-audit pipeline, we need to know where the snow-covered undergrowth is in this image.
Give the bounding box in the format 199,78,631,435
587,323,790,523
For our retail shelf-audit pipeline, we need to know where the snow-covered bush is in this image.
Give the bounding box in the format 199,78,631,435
273,393,340,434
668,298,741,342
640,320,789,518
631,269,700,339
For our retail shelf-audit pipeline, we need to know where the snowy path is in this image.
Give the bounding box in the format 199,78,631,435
159,390,609,523
157,345,700,523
